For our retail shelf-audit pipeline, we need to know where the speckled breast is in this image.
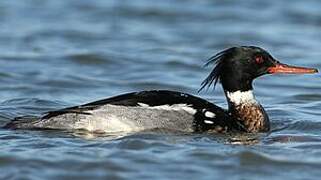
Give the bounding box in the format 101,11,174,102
230,103,270,133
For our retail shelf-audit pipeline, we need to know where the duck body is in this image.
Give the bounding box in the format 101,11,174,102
5,90,237,133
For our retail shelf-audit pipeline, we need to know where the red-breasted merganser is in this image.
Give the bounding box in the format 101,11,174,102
4,46,318,133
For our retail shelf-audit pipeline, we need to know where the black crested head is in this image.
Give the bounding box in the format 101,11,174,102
199,46,278,92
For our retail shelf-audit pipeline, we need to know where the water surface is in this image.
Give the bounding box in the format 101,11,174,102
1,0,321,179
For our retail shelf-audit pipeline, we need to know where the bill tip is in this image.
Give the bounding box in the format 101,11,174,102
313,69,319,73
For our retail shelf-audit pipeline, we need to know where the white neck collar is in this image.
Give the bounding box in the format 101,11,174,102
225,90,258,105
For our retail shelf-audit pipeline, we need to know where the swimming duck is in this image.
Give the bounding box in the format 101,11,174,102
4,46,318,133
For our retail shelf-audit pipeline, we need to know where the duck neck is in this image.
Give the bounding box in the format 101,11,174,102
224,90,270,132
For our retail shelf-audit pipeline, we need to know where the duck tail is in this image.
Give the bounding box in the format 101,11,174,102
3,116,39,129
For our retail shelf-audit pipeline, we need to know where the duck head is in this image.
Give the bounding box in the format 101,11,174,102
200,46,318,92
200,46,318,132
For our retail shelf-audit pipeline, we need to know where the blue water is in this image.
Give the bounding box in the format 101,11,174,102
1,0,321,179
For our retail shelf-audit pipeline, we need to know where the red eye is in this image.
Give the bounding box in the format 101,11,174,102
255,56,264,64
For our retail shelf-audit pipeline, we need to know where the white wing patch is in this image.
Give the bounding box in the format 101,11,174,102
137,103,149,107
137,103,197,115
205,111,216,118
204,120,214,124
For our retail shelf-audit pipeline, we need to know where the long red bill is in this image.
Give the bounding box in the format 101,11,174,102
267,63,318,74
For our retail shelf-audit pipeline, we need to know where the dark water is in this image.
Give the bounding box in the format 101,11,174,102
1,0,321,179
